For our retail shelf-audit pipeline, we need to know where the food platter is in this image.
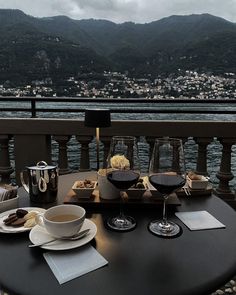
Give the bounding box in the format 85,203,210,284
0,207,46,233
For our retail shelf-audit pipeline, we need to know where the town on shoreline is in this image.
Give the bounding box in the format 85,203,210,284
0,70,236,99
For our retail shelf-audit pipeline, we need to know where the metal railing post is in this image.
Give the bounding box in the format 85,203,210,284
31,99,36,118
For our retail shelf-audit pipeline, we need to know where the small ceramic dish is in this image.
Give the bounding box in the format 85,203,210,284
145,181,162,198
72,180,97,199
126,178,147,199
187,175,208,190
127,186,147,199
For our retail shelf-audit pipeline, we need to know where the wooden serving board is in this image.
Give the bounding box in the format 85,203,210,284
64,189,181,211
176,184,213,197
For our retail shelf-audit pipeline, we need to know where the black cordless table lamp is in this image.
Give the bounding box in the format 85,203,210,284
84,109,111,171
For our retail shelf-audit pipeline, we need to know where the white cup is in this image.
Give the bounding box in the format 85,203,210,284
36,204,86,238
97,169,120,200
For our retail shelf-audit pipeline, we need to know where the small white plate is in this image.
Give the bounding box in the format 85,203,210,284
29,218,97,250
0,207,46,233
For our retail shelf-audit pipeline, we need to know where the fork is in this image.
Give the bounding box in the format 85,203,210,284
183,185,191,196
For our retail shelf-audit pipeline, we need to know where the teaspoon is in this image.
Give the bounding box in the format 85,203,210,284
29,228,90,248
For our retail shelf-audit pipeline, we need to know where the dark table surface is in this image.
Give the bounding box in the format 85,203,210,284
1,172,236,295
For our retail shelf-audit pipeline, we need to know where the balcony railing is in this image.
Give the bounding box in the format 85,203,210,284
0,117,235,207
1,97,236,118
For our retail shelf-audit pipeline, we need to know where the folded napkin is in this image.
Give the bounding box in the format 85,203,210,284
0,185,18,202
175,210,225,231
0,187,8,201
43,245,108,284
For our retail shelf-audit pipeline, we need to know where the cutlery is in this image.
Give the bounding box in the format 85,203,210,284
28,228,90,248
183,185,191,196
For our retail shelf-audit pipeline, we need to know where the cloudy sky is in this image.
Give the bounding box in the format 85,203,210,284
0,0,236,23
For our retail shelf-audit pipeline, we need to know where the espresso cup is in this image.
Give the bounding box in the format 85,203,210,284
36,204,86,238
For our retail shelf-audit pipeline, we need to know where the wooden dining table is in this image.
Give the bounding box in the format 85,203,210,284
0,171,236,295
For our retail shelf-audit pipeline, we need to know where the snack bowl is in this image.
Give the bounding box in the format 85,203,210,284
140,176,162,199
0,195,19,213
126,186,147,199
146,183,162,198
187,175,208,190
126,178,147,199
72,180,97,199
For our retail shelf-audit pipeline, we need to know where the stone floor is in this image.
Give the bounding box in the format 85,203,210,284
211,278,236,294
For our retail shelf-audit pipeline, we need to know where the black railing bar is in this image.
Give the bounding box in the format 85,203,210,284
2,108,236,114
32,109,236,114
31,100,36,118
1,97,236,104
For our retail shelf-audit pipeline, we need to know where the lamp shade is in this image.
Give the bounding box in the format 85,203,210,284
84,109,111,128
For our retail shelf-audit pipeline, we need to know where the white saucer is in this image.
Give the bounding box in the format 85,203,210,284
0,207,46,233
29,219,97,250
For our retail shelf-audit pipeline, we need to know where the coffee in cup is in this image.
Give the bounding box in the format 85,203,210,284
36,204,86,238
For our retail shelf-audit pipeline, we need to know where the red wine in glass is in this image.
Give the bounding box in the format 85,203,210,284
106,136,140,231
148,138,186,237
149,174,185,195
107,170,140,190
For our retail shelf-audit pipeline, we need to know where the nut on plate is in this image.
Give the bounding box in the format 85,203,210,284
75,179,95,189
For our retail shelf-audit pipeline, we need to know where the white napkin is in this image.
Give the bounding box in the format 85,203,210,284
0,187,8,201
175,210,225,230
43,245,108,284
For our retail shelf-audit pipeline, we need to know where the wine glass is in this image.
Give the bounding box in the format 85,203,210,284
148,138,186,237
106,136,140,231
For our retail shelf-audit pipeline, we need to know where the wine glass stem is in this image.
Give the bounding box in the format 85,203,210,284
119,191,125,218
162,196,168,225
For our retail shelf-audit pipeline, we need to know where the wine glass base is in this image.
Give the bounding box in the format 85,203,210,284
148,220,181,237
107,215,136,231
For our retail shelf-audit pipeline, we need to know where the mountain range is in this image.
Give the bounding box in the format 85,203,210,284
0,9,236,85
